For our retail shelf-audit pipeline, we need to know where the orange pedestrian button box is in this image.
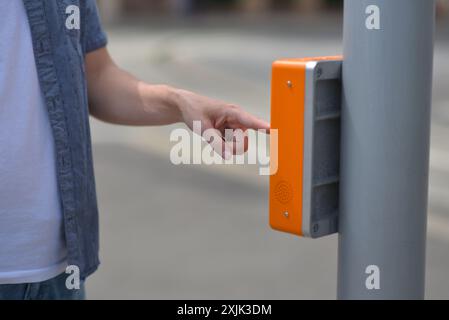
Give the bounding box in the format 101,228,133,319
269,56,343,238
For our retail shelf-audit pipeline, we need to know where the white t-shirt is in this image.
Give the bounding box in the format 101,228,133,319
0,1,67,284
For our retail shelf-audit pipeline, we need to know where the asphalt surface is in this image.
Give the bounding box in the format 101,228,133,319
86,14,449,299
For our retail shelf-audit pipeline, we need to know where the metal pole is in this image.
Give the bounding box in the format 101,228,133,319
338,0,436,299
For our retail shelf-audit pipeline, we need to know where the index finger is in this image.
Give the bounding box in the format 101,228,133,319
231,108,271,132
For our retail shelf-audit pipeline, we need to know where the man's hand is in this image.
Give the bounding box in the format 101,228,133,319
86,48,269,158
174,89,270,158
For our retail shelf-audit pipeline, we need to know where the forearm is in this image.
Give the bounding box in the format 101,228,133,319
87,52,183,126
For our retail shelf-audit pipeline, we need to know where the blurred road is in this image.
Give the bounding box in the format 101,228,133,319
86,14,449,299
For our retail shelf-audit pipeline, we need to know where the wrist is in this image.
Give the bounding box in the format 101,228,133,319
167,86,190,124
148,84,184,123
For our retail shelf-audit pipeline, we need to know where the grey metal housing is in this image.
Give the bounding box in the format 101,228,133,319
302,60,342,238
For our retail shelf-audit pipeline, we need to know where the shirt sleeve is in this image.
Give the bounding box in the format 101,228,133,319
83,0,108,54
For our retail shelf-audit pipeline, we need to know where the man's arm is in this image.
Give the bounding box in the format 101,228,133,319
86,48,270,158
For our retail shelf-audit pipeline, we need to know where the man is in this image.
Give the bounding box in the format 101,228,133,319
0,0,269,300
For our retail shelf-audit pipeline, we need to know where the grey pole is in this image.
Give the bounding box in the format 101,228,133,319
338,0,436,299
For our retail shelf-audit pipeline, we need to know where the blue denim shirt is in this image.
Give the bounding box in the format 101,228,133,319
22,0,107,280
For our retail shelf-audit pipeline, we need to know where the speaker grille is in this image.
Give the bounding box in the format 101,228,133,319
274,181,293,204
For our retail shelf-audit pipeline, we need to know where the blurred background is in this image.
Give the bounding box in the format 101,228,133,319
86,0,449,299
95,0,449,19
